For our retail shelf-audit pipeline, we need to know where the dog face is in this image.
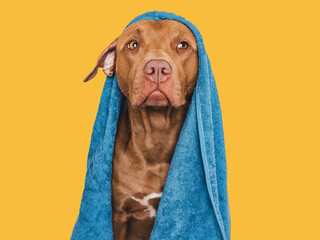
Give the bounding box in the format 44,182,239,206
85,20,198,108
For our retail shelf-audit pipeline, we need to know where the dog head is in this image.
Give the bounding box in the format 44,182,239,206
84,20,198,108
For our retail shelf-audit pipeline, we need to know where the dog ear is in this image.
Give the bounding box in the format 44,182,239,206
83,38,118,82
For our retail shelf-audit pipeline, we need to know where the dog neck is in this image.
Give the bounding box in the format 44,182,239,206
122,103,188,164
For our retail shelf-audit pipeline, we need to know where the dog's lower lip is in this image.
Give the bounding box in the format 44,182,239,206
148,90,165,97
143,90,169,106
147,90,167,100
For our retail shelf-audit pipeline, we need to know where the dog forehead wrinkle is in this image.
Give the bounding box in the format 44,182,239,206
135,28,141,35
130,28,142,41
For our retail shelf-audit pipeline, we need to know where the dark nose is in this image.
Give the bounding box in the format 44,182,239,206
143,60,172,83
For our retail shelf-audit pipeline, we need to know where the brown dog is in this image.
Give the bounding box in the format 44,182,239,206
85,20,198,240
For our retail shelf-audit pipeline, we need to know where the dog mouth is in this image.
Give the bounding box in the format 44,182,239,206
142,90,169,107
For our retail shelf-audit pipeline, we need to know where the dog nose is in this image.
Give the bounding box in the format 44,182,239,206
143,60,172,83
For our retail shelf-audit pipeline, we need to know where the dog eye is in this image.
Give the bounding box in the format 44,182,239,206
127,40,139,50
177,41,189,49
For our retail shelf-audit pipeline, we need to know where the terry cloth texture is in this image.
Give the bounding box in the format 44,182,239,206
71,11,231,240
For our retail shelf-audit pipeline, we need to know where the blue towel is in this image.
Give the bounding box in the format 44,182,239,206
71,11,230,240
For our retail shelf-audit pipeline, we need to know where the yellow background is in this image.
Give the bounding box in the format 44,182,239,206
1,0,319,239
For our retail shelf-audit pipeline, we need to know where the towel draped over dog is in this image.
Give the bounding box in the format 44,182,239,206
71,11,231,240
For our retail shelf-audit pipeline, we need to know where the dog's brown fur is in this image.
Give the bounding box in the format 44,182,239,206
85,20,198,240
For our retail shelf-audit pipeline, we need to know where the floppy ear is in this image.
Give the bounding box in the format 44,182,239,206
83,38,118,82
